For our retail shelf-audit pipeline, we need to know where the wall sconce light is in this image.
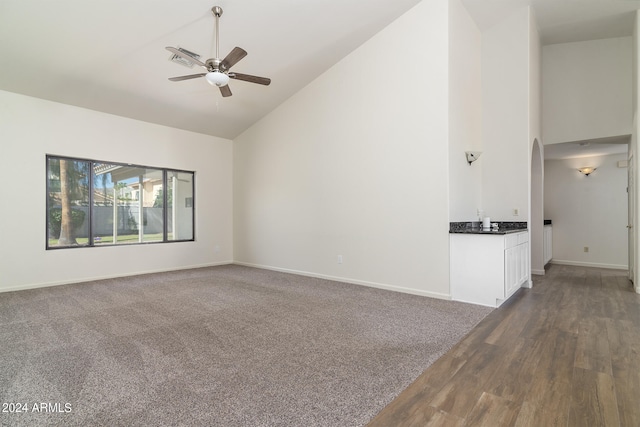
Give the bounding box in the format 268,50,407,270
465,151,482,165
578,167,596,176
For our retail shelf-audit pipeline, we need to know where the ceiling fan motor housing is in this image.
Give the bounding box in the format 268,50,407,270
206,58,223,72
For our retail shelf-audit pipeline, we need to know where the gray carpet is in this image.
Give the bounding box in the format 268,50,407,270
0,265,492,427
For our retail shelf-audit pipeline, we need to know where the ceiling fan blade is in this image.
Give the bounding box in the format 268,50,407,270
219,85,232,97
165,47,207,69
220,47,247,71
169,73,207,82
229,72,271,86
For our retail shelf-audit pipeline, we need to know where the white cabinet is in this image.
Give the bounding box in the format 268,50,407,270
505,232,529,298
450,231,529,307
543,225,552,265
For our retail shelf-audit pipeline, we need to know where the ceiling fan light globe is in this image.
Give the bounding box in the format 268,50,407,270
205,71,229,87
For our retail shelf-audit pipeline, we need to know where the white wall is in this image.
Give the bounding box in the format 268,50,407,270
0,90,233,292
529,10,542,148
448,0,483,222
481,7,532,221
543,37,633,145
544,153,628,269
529,10,544,275
233,0,452,298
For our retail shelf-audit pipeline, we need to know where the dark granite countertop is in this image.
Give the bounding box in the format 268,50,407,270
449,221,528,235
450,228,527,235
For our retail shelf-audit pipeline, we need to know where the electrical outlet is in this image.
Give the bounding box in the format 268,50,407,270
584,247,589,253
513,208,519,216
337,255,343,264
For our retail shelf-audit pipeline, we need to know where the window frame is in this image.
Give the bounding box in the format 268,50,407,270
46,155,195,250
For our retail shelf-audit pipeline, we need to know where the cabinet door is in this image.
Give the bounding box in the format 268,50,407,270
505,242,528,298
517,243,528,285
504,246,518,297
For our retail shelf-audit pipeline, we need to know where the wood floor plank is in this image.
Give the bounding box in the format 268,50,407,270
611,366,640,427
464,392,521,427
484,305,531,346
606,318,640,426
569,367,620,427
554,287,584,334
426,379,485,421
574,317,613,375
614,273,629,289
565,265,587,287
518,305,557,342
601,271,618,289
529,328,577,386
426,343,502,419
586,271,622,319
606,318,640,373
515,378,571,427
486,337,545,404
620,286,640,325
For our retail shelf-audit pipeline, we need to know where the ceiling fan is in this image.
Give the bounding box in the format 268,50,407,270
166,6,271,97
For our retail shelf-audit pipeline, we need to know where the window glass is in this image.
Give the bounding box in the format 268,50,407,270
46,156,194,249
167,170,194,241
47,158,90,248
93,164,164,245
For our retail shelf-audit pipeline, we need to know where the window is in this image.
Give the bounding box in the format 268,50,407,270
47,156,194,249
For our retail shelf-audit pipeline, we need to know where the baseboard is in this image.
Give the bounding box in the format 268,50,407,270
531,269,545,276
233,261,452,301
0,261,234,294
550,259,628,270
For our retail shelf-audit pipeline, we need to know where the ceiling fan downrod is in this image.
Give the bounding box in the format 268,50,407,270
212,6,223,61
205,5,227,86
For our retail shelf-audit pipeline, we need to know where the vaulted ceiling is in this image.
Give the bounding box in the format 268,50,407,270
1,0,639,140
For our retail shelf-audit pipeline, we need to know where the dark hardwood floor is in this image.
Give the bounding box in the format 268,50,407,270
367,264,640,427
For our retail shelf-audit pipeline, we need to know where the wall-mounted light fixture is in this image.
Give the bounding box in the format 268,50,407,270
578,167,596,176
465,151,482,165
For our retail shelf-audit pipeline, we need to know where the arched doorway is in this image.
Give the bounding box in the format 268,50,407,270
530,139,544,276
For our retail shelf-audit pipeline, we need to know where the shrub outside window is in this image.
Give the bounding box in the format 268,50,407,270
47,156,194,249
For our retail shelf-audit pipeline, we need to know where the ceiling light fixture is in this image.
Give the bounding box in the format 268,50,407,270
578,167,596,176
205,71,229,87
